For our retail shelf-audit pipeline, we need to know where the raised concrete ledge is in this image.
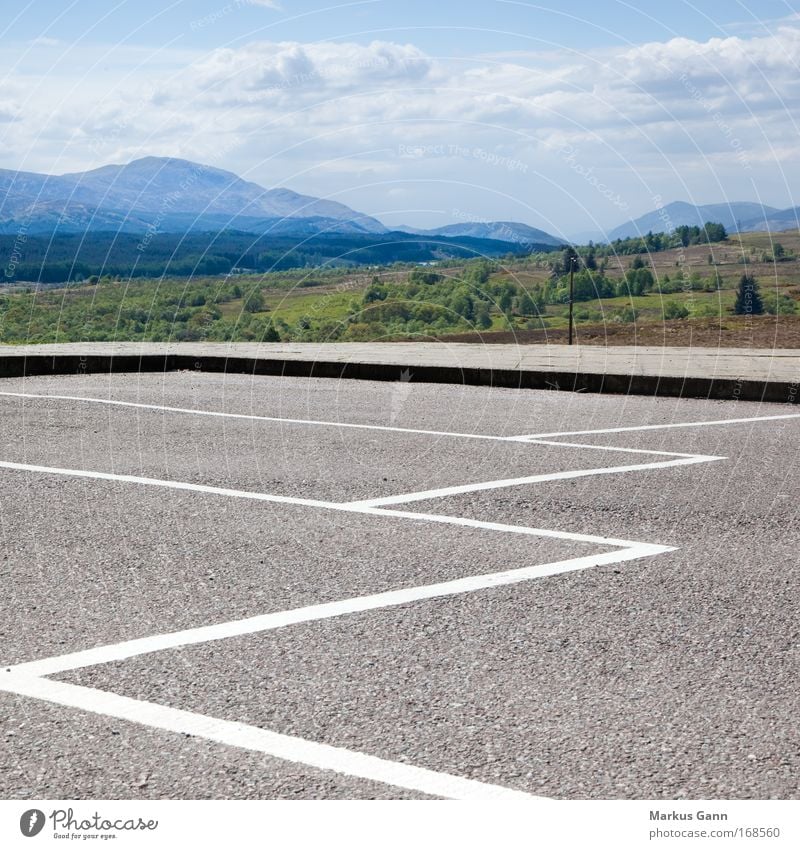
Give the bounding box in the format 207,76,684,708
0,343,798,404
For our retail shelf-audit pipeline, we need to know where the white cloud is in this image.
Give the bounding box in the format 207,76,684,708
3,27,800,230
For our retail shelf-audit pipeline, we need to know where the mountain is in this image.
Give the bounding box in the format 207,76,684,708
0,157,565,246
608,201,781,241
395,220,562,246
737,207,800,232
426,221,562,246
0,156,387,235
566,229,606,245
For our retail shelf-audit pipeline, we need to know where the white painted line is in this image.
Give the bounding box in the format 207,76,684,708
525,439,709,458
10,544,669,678
347,454,723,508
519,411,800,440
0,674,538,800
0,454,682,557
0,390,513,445
364,507,657,549
0,389,736,460
0,460,334,510
2,390,796,449
0,458,679,549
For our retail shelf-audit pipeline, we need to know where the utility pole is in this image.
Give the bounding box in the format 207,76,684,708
568,251,577,346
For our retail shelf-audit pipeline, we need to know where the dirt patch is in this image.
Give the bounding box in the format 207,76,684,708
438,315,800,348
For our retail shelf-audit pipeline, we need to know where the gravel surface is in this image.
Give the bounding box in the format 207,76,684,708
65,573,799,798
0,691,423,799
1,368,790,436
0,390,665,503
0,479,596,667
1,372,798,799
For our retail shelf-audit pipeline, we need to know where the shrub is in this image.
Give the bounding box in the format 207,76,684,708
613,305,637,323
663,301,689,320
763,292,797,315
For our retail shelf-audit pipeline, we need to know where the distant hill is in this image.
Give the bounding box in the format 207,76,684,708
426,221,562,246
608,201,781,241
0,229,556,284
398,220,561,246
0,157,567,249
0,156,387,235
737,207,800,233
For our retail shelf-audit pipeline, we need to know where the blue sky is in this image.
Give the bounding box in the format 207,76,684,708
3,0,800,238
4,1,796,52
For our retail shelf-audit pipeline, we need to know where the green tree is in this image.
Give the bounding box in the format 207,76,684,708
262,321,281,342
450,290,474,321
243,288,265,313
517,291,540,316
703,222,727,242
473,300,492,328
464,261,491,288
733,274,764,316
562,246,579,274
363,283,387,303
496,284,515,313
409,269,442,285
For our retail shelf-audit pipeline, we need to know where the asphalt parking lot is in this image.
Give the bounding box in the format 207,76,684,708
0,371,798,799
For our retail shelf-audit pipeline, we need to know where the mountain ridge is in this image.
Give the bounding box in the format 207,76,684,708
608,201,783,241
5,157,797,246
0,156,388,235
397,220,562,246
0,156,566,246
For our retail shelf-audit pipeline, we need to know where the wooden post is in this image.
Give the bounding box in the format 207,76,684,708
568,254,575,346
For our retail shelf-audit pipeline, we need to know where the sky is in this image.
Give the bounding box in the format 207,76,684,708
2,0,800,240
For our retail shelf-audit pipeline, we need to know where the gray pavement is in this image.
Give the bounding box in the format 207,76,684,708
0,371,798,799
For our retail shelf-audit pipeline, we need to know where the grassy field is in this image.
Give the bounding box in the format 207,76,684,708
1,230,799,347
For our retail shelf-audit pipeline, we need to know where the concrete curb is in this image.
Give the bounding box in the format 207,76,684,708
0,350,797,404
